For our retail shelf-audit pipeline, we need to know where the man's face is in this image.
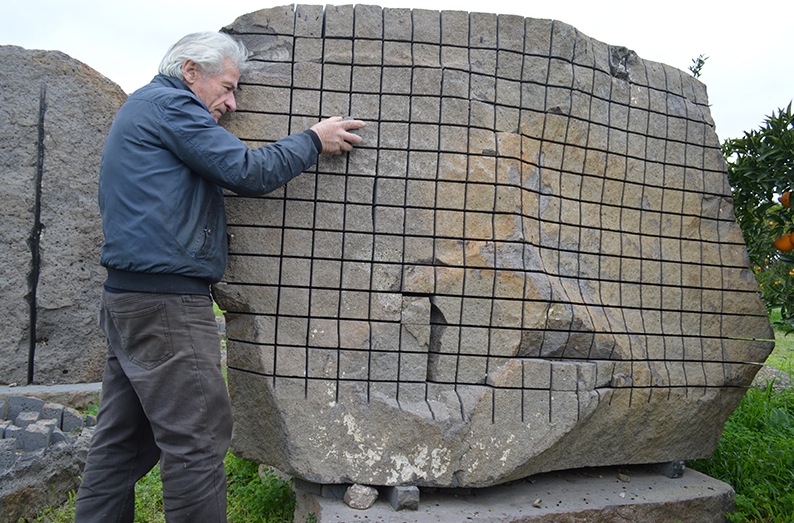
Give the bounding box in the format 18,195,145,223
182,58,240,122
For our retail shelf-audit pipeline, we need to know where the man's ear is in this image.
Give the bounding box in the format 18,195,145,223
182,60,198,84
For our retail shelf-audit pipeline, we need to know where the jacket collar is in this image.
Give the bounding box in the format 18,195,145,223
150,74,192,92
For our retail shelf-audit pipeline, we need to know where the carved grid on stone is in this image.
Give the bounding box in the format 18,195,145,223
215,5,771,483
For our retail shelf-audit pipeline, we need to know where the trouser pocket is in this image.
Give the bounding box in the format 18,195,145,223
107,299,174,370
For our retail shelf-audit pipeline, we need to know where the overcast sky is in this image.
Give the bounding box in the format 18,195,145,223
2,0,791,141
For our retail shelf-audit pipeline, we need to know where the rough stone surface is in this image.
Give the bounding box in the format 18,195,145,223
216,5,774,488
0,395,94,522
343,483,379,510
385,485,420,511
0,46,126,385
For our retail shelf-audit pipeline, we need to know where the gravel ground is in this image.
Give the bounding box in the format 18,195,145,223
752,365,792,389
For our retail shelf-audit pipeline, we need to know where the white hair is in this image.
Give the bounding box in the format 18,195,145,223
158,32,249,79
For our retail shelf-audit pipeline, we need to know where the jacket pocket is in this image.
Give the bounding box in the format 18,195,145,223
193,189,222,260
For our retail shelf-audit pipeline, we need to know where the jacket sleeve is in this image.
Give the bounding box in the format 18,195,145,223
159,93,320,196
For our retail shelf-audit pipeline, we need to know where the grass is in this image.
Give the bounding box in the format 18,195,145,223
24,452,296,523
687,320,793,523
688,383,794,522
766,308,794,373
768,333,794,376
226,456,296,522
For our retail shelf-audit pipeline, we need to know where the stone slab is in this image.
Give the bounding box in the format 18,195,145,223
0,382,102,411
293,465,734,523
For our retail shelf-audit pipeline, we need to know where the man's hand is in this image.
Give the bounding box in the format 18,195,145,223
311,117,365,155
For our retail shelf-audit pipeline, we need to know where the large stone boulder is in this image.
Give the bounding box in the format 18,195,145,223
214,5,773,488
0,46,126,385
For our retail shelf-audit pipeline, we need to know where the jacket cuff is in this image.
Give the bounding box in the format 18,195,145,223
304,129,322,153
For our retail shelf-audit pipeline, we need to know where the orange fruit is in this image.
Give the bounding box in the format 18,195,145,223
780,191,791,208
774,234,794,251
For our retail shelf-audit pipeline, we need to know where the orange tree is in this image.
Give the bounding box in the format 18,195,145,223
724,102,794,327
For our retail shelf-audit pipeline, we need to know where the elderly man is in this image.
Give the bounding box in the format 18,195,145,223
74,32,364,522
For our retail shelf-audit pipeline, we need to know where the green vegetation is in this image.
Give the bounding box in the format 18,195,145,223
687,310,792,523
767,337,794,373
724,103,794,330
24,452,295,523
693,102,794,522
768,309,794,373
688,383,793,522
226,456,296,522
688,53,709,78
